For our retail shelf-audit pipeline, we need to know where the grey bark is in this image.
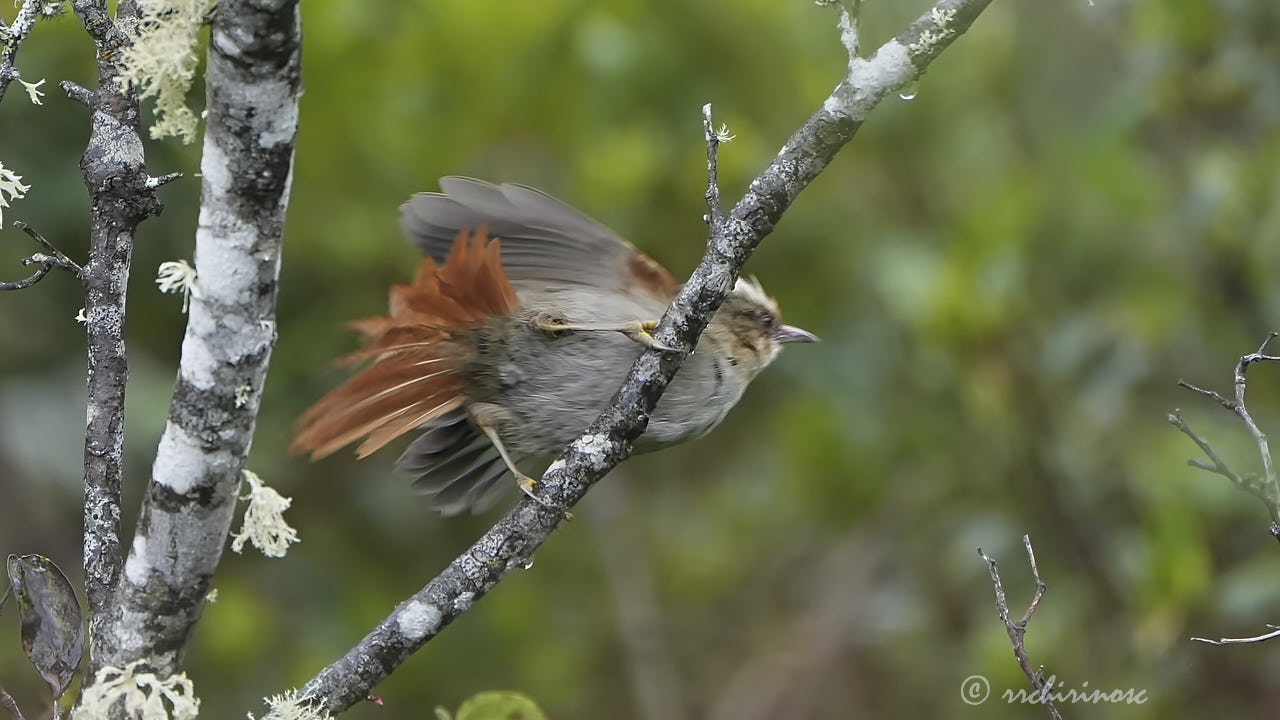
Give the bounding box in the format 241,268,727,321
95,0,301,675
62,0,164,674
298,0,994,711
0,0,42,105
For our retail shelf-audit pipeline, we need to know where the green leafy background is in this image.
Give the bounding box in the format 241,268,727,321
3,0,1280,717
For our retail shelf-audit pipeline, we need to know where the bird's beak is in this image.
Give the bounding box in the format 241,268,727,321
772,324,819,344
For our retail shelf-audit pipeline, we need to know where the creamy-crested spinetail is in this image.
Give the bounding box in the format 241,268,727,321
292,177,816,515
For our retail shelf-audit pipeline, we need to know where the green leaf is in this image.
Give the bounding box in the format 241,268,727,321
6,554,84,699
454,691,548,720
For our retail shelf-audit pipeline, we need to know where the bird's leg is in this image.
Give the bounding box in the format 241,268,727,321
469,404,569,516
533,314,675,351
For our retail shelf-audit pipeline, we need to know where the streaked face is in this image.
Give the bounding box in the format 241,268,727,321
718,277,817,373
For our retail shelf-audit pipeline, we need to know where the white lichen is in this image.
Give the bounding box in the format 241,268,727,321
20,78,45,105
76,661,200,720
397,600,443,640
246,689,332,720
714,123,736,143
234,384,252,408
75,308,89,324
204,588,218,603
117,0,216,142
231,470,299,558
156,259,200,312
124,535,150,585
0,161,31,228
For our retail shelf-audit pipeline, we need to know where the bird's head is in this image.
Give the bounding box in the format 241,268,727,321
711,276,817,376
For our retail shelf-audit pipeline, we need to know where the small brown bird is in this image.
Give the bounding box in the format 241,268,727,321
292,177,815,515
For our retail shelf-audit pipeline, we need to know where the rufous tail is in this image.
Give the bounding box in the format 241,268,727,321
291,228,516,460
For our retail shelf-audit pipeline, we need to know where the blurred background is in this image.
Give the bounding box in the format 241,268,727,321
3,0,1280,717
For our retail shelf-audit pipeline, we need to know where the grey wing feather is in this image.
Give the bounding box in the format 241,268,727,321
395,408,521,517
400,177,678,300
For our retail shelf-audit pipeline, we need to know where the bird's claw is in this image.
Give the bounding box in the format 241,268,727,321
516,473,573,520
622,321,677,352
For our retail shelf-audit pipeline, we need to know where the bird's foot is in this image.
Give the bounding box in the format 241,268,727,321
619,320,677,352
516,472,573,520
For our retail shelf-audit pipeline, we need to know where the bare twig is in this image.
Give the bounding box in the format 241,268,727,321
1174,332,1280,539
58,80,94,107
144,172,183,189
702,103,723,228
296,0,995,711
0,684,24,720
834,0,863,60
1191,624,1280,646
978,536,1063,720
1,223,83,290
1167,410,1268,501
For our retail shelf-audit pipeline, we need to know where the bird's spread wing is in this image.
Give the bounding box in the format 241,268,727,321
400,177,680,304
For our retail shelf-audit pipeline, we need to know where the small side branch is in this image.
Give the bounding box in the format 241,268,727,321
978,536,1063,720
1191,624,1280,646
0,683,25,720
1173,332,1280,539
0,222,84,291
702,103,723,227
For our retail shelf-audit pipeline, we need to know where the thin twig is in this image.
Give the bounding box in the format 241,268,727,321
144,172,183,189
1166,410,1267,500
296,0,995,711
59,80,94,107
978,535,1063,720
0,685,25,720
0,259,53,290
702,103,723,228
1174,332,1280,539
1191,624,1280,646
1,222,84,290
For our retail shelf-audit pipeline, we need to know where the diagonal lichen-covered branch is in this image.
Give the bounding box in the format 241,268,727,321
96,0,301,677
296,0,994,711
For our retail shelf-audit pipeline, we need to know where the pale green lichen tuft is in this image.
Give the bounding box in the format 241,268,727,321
0,162,31,228
156,259,200,313
231,470,300,558
76,661,200,720
246,689,332,720
908,6,958,56
117,0,215,143
21,78,45,105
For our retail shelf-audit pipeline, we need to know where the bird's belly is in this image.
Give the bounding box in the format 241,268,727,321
471,326,740,456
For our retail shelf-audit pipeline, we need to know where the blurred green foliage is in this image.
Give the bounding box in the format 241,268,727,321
3,0,1280,718
438,691,547,720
